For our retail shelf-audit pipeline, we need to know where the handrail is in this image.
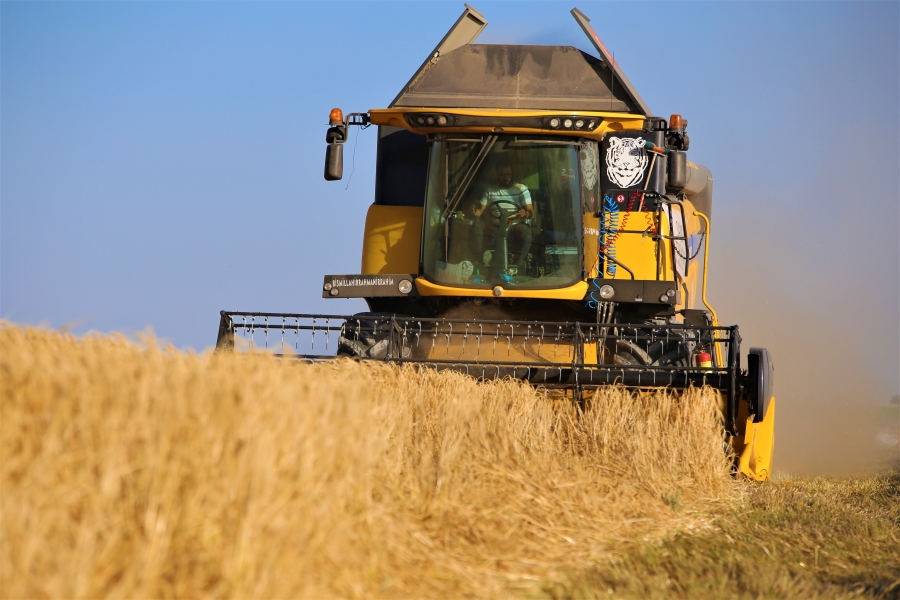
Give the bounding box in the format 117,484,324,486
693,210,723,366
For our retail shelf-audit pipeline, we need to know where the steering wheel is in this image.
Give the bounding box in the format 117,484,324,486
488,200,525,225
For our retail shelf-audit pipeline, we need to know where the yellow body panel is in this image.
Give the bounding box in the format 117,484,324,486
368,107,644,140
734,398,776,482
583,213,600,279
415,278,589,300
361,205,423,275
675,202,702,311
604,211,674,281
419,325,579,366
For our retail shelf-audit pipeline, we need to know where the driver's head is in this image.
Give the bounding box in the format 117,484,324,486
495,164,513,188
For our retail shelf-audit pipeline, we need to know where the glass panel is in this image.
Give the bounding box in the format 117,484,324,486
422,135,585,289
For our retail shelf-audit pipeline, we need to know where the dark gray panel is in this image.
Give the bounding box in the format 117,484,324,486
585,279,680,305
374,126,429,207
322,274,418,298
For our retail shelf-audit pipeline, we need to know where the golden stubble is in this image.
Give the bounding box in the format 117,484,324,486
0,324,736,598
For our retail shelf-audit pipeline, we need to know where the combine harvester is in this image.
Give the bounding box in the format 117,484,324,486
216,6,776,480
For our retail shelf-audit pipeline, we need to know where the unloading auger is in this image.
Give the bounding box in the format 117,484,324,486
215,5,777,481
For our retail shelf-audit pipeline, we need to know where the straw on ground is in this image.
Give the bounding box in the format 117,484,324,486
1,324,735,598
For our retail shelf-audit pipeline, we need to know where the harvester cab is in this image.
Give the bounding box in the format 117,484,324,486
216,5,777,481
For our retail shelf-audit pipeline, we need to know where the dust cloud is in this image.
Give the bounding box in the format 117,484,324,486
709,207,899,476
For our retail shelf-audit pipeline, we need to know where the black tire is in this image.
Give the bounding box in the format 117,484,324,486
337,312,410,359
609,324,696,367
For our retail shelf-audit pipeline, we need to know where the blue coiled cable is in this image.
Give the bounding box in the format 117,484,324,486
587,194,620,309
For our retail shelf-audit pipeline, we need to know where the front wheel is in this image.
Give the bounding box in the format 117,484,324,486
608,324,697,367
337,313,410,359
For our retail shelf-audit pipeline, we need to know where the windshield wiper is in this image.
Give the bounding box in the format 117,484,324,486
441,135,498,220
504,137,583,148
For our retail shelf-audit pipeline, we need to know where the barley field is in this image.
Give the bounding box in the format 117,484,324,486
2,324,896,599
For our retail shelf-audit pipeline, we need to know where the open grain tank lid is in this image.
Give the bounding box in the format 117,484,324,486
389,5,651,116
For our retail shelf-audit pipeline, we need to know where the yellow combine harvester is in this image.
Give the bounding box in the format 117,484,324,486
216,5,776,480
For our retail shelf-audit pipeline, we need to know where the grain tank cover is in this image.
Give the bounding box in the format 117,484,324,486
391,44,642,113
389,5,650,115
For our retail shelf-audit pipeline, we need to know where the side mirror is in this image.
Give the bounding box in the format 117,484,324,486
324,143,343,181
667,150,687,191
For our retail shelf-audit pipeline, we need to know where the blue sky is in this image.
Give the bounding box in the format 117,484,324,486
2,2,898,470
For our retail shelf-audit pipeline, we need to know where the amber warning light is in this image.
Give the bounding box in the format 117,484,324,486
329,108,344,126
669,114,683,131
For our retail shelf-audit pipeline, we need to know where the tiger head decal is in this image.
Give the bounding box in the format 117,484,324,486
605,137,647,188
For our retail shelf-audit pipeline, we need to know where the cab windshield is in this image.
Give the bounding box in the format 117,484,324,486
422,134,597,289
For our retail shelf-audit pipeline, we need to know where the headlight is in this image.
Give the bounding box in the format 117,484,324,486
398,279,413,294
599,284,615,299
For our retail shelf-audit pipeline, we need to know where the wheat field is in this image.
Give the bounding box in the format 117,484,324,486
0,323,736,598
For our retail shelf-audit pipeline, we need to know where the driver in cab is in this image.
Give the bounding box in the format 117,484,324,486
468,161,533,271
469,163,534,223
